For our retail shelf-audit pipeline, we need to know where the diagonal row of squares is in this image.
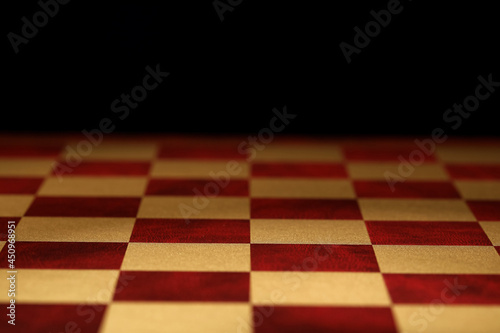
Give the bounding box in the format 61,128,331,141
1,159,500,178
2,176,500,200
2,178,500,201
0,140,500,162
1,241,500,273
1,268,500,304
1,195,499,220
2,302,500,333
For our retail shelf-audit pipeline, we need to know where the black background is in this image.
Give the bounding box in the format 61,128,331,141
2,0,499,135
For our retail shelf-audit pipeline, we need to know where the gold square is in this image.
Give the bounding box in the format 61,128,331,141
251,179,355,199
436,146,500,164
250,219,370,244
0,241,5,251
479,221,500,245
347,162,449,180
454,181,500,200
60,142,158,161
38,177,148,197
151,160,249,178
373,245,500,274
0,158,53,177
251,272,390,306
121,243,250,271
138,197,249,219
253,144,343,162
100,302,252,333
0,195,34,216
0,269,119,303
16,217,136,242
358,199,476,221
393,305,500,333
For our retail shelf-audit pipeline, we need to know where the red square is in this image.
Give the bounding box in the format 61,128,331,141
252,163,348,178
251,244,379,272
25,197,141,217
130,219,249,243
114,271,249,301
366,221,492,245
446,164,500,179
146,179,248,196
56,161,151,176
253,306,397,333
354,181,460,198
384,274,500,304
0,177,43,194
0,242,127,269
251,199,362,219
0,145,62,157
0,304,105,333
467,201,500,220
0,217,20,241
496,246,500,256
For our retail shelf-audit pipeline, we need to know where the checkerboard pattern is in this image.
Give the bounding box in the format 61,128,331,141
1,135,500,333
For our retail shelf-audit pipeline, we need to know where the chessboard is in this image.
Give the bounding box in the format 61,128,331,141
0,134,499,333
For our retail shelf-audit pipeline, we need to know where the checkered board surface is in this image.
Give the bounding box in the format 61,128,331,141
1,135,500,333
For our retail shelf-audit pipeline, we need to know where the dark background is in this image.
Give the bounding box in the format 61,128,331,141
2,0,499,135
